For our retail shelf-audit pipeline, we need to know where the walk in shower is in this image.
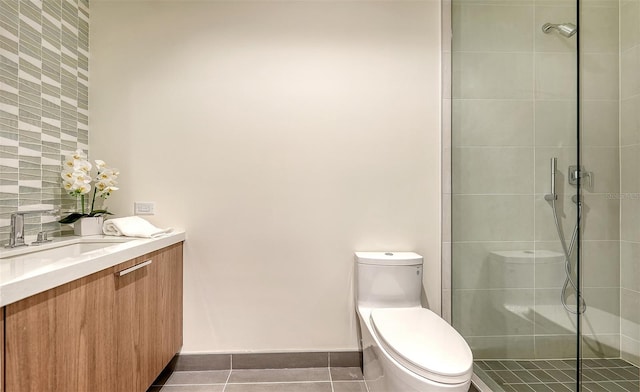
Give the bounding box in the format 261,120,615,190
445,0,640,390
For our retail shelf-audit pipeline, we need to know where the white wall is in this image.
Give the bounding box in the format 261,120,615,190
90,0,441,353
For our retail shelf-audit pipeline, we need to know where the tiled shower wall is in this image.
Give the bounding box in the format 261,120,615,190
620,0,640,367
0,0,89,243
451,0,620,359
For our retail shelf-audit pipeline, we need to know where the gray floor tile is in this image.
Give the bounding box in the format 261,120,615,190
615,381,640,391
148,386,225,392
592,359,616,368
228,368,330,383
512,370,539,383
519,361,543,370
158,370,230,386
544,383,572,392
534,361,555,370
502,361,524,371
582,360,600,368
616,367,640,380
596,382,628,392
330,367,364,381
485,371,507,385
546,370,575,383
332,381,368,392
486,361,509,371
494,370,522,384
529,370,557,383
510,384,535,392
224,382,333,392
610,367,637,380
529,384,553,392
595,368,622,381
549,361,572,370
582,369,604,382
607,359,632,367
582,382,608,392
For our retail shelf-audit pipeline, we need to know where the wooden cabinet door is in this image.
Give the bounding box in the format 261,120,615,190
4,267,117,392
115,242,184,392
156,243,183,367
114,254,158,392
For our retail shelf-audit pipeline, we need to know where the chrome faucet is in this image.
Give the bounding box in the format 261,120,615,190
7,209,56,248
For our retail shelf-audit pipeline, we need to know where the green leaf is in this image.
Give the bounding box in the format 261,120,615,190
58,213,86,224
88,210,114,217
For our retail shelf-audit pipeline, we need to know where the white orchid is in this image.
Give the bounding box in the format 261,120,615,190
59,152,120,224
61,151,93,197
96,181,119,198
94,168,119,197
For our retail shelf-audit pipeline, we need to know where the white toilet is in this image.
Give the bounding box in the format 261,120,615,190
355,252,473,392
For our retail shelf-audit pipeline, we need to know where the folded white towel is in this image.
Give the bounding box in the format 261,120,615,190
102,216,173,238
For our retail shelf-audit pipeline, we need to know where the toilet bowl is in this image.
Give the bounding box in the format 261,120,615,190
355,252,473,392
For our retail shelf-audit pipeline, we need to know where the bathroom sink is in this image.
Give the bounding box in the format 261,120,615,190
0,238,131,261
0,231,185,307
0,238,136,283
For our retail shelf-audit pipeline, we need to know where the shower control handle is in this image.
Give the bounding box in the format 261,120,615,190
568,165,593,188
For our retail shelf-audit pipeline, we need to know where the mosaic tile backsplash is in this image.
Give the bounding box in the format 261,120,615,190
0,0,89,243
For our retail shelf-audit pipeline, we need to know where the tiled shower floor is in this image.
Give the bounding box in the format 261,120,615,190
475,359,640,392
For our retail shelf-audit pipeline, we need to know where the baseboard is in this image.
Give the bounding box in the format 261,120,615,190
167,351,363,371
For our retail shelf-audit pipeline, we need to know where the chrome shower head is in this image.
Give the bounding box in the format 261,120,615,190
542,22,577,38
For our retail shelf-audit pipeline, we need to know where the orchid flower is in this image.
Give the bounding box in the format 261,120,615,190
59,153,120,224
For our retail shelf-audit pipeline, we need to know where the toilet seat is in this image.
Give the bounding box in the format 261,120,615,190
370,307,473,385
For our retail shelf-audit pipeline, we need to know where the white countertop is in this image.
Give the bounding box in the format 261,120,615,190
0,230,186,307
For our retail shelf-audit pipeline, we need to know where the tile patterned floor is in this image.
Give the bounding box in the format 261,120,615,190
475,359,640,392
147,367,368,392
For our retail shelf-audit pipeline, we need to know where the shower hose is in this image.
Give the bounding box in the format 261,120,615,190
550,196,586,315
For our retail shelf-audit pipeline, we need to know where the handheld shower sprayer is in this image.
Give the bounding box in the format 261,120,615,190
544,156,586,315
544,157,558,201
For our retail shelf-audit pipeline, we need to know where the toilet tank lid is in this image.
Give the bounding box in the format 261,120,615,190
355,252,423,265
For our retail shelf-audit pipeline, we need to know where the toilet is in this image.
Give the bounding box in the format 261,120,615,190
355,252,473,392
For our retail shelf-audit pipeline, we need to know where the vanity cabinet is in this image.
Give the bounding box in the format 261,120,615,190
2,242,183,392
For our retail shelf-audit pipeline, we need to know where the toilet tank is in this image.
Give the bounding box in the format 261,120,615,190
355,252,423,308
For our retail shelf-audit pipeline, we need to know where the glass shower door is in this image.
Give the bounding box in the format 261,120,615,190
449,0,582,389
449,0,640,390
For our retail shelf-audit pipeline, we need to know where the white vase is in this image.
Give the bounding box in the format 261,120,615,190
74,216,105,236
